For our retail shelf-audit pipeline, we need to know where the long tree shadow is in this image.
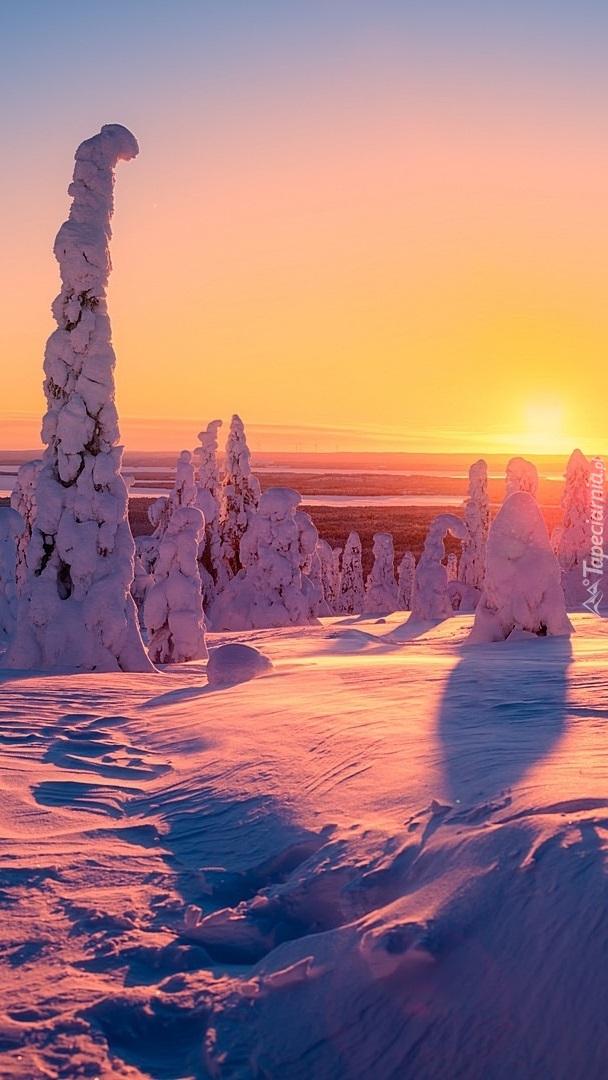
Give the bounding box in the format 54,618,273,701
437,635,573,810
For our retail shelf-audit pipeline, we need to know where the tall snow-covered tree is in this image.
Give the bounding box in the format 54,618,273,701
3,125,153,672
338,531,365,614
216,414,261,590
411,514,468,620
557,448,591,573
505,456,538,500
10,459,41,594
397,551,416,611
317,540,342,614
459,459,490,589
470,492,572,642
144,506,207,664
209,487,319,631
446,553,458,582
0,508,22,643
556,449,594,608
194,419,223,605
364,533,398,614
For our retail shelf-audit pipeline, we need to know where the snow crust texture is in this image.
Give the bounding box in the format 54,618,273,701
1,614,608,1079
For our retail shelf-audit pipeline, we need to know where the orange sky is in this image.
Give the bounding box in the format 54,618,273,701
1,4,608,455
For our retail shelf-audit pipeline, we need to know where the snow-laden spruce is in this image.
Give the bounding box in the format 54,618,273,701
397,550,416,611
149,450,198,551
557,449,592,607
505,456,538,499
317,540,341,614
364,533,398,614
208,487,320,631
194,419,223,608
338,531,365,614
304,547,331,617
469,491,573,642
10,459,41,594
216,415,261,591
144,506,207,664
0,508,22,642
3,126,153,672
459,458,490,589
411,514,468,620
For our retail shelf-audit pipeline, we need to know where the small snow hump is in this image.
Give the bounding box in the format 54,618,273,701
206,643,273,689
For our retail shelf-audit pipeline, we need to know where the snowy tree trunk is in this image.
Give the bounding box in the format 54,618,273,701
3,126,153,672
364,533,398,614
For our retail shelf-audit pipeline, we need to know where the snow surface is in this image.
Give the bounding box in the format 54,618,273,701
2,612,608,1078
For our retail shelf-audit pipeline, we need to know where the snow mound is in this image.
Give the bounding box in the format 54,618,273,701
206,643,274,688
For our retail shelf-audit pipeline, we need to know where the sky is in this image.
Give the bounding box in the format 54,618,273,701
1,1,608,454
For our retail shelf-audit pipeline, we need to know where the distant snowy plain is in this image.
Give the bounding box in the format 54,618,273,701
2,613,607,1078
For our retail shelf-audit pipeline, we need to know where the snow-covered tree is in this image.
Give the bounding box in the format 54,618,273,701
459,459,490,589
169,450,197,514
317,540,342,614
194,419,223,606
364,533,398,614
338,532,365,614
3,125,153,672
10,459,41,594
138,449,199,607
411,514,468,620
505,456,538,500
208,487,320,631
216,415,261,590
305,547,332,617
557,449,591,572
469,492,572,642
144,506,207,664
0,508,22,642
446,553,458,582
397,551,416,611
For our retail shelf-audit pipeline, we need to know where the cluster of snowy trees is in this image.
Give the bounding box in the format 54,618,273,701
0,126,598,671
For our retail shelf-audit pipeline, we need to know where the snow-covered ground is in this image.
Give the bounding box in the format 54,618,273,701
1,613,608,1078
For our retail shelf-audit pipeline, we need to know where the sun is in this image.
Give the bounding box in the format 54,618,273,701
521,397,570,454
